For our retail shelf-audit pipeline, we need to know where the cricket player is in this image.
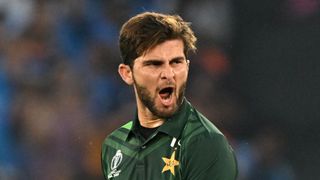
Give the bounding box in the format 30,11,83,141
101,11,238,180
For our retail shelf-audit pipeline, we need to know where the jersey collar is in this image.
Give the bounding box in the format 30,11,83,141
157,98,191,139
126,98,192,141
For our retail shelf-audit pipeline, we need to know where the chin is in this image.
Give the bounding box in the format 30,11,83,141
154,105,178,118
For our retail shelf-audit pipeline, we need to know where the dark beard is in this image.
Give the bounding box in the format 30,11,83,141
134,80,186,118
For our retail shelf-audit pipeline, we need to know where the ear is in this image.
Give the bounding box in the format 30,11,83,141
118,64,134,85
186,60,190,69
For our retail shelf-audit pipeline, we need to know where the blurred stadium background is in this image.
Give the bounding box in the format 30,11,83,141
0,0,319,179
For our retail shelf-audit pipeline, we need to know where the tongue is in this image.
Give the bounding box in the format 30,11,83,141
159,92,170,99
159,92,172,106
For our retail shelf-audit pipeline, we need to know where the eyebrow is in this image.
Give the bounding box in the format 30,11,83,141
170,56,186,62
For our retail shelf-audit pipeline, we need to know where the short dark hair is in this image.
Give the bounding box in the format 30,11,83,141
119,12,197,67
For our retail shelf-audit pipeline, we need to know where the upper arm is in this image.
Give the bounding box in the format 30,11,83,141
181,134,238,180
101,141,109,179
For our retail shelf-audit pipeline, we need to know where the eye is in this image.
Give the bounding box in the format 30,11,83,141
143,60,162,66
171,59,183,65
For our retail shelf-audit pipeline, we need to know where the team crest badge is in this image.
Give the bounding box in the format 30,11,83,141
108,150,123,178
162,150,180,175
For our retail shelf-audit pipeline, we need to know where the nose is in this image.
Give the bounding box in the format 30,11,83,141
160,65,175,80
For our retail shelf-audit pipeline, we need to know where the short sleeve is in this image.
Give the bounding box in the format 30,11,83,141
101,141,109,179
181,134,238,180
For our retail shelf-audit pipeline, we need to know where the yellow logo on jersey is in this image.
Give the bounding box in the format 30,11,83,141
162,150,179,175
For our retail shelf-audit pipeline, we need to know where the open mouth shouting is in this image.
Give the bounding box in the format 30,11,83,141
158,86,175,107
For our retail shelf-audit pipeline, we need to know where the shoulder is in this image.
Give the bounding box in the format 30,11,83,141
179,108,238,179
102,121,132,148
180,107,234,158
181,107,225,144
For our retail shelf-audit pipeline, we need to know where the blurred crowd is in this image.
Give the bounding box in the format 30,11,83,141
0,0,310,179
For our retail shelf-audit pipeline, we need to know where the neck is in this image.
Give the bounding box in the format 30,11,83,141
140,118,164,128
137,109,165,128
134,92,166,128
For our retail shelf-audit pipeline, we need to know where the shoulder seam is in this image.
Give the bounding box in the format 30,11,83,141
182,109,223,143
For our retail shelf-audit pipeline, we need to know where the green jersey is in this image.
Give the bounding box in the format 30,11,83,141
101,99,238,180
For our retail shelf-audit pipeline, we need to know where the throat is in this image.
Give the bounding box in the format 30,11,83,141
138,123,158,139
140,118,164,128
137,116,164,139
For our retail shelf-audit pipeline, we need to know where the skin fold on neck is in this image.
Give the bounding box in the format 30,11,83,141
137,100,166,128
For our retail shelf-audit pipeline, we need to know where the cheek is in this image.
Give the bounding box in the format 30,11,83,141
175,68,189,81
175,71,188,94
134,72,158,91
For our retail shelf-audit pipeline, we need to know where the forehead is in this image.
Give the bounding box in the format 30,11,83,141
138,39,185,61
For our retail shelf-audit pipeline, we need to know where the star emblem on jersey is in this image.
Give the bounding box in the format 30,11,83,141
162,150,179,175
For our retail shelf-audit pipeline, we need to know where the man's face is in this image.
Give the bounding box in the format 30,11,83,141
132,39,189,118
